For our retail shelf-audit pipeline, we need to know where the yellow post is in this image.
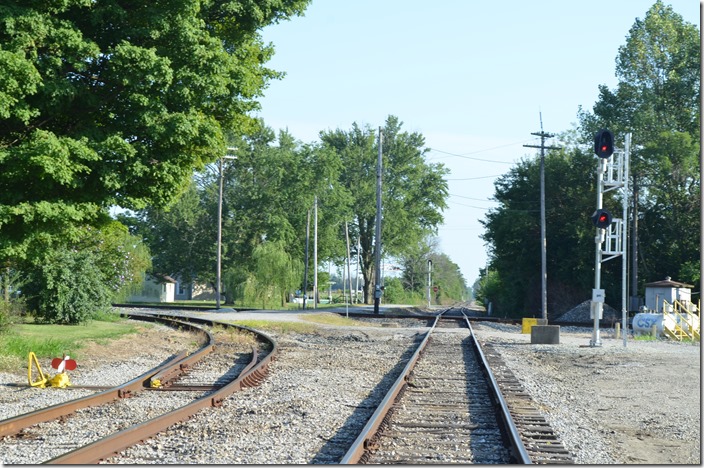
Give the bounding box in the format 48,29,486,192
615,323,621,339
522,318,538,334
651,324,657,338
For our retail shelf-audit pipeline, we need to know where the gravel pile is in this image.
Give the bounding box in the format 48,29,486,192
556,300,621,323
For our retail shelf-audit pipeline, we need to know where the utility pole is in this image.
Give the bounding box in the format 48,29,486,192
524,115,559,321
345,222,354,309
355,237,361,304
216,149,237,310
302,209,310,309
313,195,318,309
373,127,383,314
427,259,432,309
700,1,703,306
630,174,638,313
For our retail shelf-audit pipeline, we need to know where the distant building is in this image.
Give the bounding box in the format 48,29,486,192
126,274,176,303
644,277,694,312
174,279,220,301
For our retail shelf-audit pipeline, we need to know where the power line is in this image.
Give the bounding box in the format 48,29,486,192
449,193,498,203
428,148,516,164
446,174,504,181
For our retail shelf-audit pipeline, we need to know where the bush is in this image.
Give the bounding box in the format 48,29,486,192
24,249,112,324
0,299,24,333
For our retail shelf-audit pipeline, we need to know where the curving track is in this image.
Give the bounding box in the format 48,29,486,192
0,312,277,464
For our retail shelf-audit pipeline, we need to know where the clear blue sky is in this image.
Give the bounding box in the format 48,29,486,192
255,1,700,287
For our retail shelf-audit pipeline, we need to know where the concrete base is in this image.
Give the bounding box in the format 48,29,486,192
521,318,548,334
531,325,560,344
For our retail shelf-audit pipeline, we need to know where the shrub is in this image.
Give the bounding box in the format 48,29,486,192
0,299,24,333
24,249,112,324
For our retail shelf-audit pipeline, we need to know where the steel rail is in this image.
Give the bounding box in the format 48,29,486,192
0,314,214,438
45,318,278,464
340,310,534,464
464,316,532,464
340,315,440,464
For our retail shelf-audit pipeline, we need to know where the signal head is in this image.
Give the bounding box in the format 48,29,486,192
594,129,614,158
591,209,612,229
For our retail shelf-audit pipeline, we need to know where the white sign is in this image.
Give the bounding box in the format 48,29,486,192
592,289,605,303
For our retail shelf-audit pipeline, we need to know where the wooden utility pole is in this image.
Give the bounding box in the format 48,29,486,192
524,114,559,321
313,195,318,309
302,209,310,309
373,128,383,314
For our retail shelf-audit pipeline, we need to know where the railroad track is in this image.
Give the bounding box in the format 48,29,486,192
341,309,574,464
0,312,277,464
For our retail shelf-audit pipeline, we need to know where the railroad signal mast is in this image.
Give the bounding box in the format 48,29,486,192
590,129,631,347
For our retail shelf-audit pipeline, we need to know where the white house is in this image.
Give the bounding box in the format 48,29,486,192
126,274,176,303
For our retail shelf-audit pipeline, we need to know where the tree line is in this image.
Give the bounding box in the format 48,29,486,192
476,1,700,319
119,117,462,309
0,0,464,324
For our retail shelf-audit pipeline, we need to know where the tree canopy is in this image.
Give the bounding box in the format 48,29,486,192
320,116,449,303
578,0,700,289
481,1,700,317
0,0,309,261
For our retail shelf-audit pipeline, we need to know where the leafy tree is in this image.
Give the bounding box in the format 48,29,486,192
22,221,150,323
24,248,112,324
380,277,405,304
252,240,302,308
397,236,468,305
578,1,700,292
427,252,467,305
320,116,449,303
399,237,438,294
223,125,347,284
125,124,346,305
0,0,310,262
120,178,214,285
87,221,152,302
481,148,606,318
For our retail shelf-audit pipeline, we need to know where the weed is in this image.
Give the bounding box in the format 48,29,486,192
225,320,318,334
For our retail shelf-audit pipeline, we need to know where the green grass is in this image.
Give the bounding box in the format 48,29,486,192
224,320,319,334
0,319,143,372
225,312,380,334
299,312,381,327
633,334,658,341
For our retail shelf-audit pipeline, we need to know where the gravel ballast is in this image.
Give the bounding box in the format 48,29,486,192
0,310,699,464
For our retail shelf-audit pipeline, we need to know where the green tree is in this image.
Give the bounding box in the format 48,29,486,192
21,221,151,323
578,1,700,292
426,252,467,305
0,0,310,262
125,124,346,305
24,248,112,324
397,236,468,305
320,116,449,303
252,240,302,308
481,148,604,318
223,126,347,282
120,178,214,285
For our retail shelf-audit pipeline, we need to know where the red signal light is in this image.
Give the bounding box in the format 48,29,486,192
591,209,612,229
594,129,614,158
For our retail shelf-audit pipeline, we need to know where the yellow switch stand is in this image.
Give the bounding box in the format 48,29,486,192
27,352,72,388
28,352,48,388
